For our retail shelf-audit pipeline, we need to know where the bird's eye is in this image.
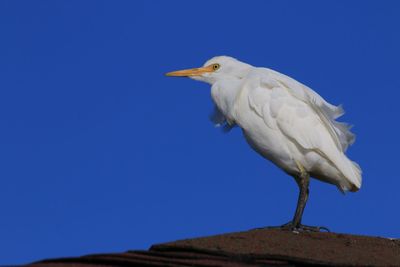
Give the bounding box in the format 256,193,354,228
212,64,220,71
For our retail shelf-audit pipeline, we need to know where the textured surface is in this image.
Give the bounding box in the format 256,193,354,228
28,228,400,267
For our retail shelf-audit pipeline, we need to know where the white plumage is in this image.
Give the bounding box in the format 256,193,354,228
167,56,361,231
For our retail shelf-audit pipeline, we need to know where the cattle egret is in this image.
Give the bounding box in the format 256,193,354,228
166,56,362,231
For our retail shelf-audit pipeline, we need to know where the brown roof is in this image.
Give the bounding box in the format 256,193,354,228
28,228,400,267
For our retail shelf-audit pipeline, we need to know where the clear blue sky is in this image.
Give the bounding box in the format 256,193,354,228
0,1,399,264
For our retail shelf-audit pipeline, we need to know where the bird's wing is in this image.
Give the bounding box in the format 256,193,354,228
246,69,361,191
247,77,329,154
261,68,355,152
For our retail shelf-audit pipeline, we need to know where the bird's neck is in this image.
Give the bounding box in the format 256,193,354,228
211,78,242,123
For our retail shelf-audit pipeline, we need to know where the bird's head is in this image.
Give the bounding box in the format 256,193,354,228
166,56,252,84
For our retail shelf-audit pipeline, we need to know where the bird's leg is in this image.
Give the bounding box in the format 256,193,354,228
292,172,310,228
256,162,329,232
291,162,309,228
281,162,329,232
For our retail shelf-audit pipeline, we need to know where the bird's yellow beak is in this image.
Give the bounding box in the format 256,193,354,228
165,65,214,77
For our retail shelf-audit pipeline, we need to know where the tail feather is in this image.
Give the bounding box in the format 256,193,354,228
337,156,362,192
348,160,362,192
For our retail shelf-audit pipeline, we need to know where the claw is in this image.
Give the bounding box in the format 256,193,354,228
293,224,330,232
262,222,330,233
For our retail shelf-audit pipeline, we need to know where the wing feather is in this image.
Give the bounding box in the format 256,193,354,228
264,69,355,152
245,68,361,191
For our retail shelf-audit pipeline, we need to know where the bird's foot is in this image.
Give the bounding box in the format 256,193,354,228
260,222,330,233
288,224,330,233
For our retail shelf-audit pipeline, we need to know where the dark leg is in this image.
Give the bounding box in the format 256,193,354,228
292,171,310,228
261,164,329,232
282,169,329,232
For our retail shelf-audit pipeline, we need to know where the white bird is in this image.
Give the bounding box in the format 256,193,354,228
166,56,361,231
